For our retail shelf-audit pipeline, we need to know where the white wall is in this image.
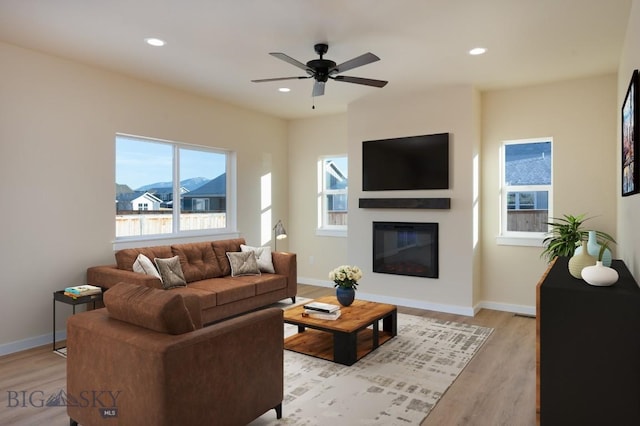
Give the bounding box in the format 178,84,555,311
0,42,288,354
618,0,640,278
346,86,480,315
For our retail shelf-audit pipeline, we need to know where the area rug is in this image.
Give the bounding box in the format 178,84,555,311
249,313,493,426
269,296,313,310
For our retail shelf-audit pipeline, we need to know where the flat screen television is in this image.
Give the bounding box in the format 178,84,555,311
362,133,449,191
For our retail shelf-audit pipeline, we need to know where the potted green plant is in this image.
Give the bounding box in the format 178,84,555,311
540,214,616,264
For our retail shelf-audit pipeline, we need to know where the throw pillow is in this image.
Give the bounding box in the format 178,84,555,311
154,256,187,289
132,253,162,280
226,251,261,277
240,244,275,273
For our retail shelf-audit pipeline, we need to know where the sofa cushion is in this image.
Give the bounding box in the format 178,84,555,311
154,256,187,289
104,282,200,334
240,244,275,273
115,245,174,271
232,273,287,295
132,254,162,280
189,278,256,305
172,242,223,283
226,251,261,277
212,238,246,276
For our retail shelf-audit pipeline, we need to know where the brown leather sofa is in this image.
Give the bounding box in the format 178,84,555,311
86,238,297,324
67,282,284,425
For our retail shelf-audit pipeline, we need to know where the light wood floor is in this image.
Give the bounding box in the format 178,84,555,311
0,284,537,425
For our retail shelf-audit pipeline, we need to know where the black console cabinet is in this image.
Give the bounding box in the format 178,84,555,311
538,257,640,425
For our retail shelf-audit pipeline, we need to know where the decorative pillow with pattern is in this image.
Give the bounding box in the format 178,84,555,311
240,244,275,273
133,253,162,280
226,251,261,277
154,256,187,289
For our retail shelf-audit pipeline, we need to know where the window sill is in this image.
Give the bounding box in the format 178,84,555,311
113,230,241,251
316,228,347,238
496,235,544,247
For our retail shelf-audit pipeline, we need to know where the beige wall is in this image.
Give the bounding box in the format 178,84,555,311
287,114,348,283
289,76,619,315
481,75,618,311
2,4,635,353
618,0,640,277
0,42,288,354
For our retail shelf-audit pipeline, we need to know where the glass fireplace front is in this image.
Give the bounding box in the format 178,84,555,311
372,221,438,279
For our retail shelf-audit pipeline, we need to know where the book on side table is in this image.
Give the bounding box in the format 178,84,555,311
64,285,102,299
303,301,340,313
302,309,341,320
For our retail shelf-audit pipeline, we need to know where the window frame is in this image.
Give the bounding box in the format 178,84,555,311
497,137,553,247
114,134,237,248
317,155,348,237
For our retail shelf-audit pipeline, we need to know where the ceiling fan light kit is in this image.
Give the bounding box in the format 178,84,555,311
252,43,388,98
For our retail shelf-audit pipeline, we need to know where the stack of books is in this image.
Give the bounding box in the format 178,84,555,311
64,285,102,299
302,301,341,320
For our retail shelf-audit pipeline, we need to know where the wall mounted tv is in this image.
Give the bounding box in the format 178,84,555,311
362,133,449,191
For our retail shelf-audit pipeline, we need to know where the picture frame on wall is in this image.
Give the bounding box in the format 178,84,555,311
622,69,639,196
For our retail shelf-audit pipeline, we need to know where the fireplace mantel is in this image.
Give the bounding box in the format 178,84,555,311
359,198,450,209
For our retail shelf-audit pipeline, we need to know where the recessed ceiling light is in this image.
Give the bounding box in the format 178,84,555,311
145,38,166,47
278,87,291,92
469,47,487,56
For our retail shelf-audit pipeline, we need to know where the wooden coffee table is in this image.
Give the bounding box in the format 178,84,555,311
283,296,397,366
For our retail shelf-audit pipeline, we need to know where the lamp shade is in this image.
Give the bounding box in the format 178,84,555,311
274,220,287,240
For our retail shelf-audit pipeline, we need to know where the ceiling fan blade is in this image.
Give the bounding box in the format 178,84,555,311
329,52,380,74
270,52,312,72
331,75,388,88
312,81,325,97
251,76,310,83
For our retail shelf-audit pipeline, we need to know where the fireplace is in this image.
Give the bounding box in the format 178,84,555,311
372,222,438,278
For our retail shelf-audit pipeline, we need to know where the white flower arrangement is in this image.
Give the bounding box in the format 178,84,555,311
329,265,363,290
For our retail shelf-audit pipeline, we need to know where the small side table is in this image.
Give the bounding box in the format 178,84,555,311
53,289,103,357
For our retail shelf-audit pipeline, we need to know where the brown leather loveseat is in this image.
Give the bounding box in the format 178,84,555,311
67,282,284,425
86,238,297,324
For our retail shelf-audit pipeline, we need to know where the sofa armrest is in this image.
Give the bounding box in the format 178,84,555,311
67,307,283,426
86,264,163,289
272,251,297,299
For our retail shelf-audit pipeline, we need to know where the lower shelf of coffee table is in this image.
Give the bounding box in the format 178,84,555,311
284,327,394,363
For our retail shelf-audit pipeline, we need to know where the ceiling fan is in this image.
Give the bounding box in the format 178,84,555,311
252,43,388,97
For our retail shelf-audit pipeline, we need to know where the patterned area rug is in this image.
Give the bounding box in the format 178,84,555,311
250,313,493,425
269,296,313,310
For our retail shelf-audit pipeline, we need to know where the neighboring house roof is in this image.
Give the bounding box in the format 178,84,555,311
116,191,163,203
147,186,190,195
325,161,348,189
505,156,551,185
183,174,226,197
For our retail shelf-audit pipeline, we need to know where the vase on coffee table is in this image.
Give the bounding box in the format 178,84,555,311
336,287,355,307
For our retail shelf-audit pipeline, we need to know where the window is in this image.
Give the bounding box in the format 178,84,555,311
115,134,234,240
318,155,348,234
499,138,552,244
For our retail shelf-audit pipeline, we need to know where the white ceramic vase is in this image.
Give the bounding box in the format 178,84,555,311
581,261,619,286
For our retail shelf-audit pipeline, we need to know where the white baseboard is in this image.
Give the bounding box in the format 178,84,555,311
0,330,66,357
298,277,536,318
298,277,476,316
1,285,535,357
477,301,536,317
